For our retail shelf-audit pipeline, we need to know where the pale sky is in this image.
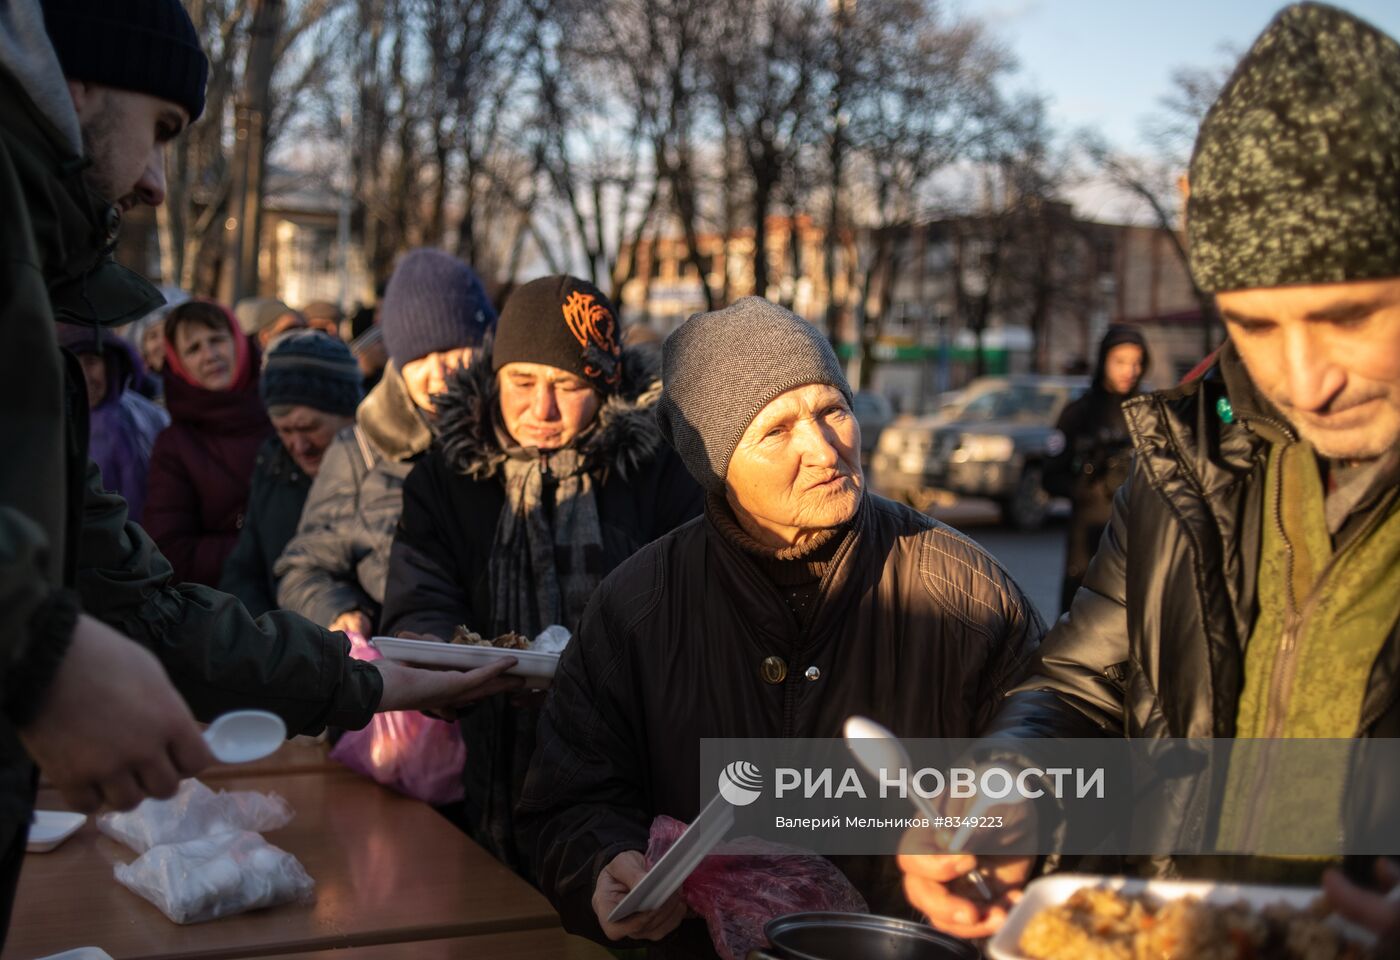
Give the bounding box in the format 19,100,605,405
957,0,1400,152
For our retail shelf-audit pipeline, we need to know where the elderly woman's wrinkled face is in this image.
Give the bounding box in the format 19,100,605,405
725,383,863,548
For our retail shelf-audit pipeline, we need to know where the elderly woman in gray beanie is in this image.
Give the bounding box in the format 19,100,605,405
518,296,1044,955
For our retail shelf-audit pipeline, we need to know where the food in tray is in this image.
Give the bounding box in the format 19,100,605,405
450,626,530,649
1018,886,1370,960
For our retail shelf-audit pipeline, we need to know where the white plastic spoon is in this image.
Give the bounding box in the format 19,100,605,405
204,710,286,764
843,715,995,901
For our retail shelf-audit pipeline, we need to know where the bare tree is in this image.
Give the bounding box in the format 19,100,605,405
1079,50,1236,356
709,0,824,302
843,2,1009,384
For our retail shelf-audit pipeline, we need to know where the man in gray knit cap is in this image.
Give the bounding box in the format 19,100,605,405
905,3,1400,945
520,296,1043,952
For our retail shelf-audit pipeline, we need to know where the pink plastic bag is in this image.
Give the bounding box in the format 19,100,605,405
329,632,466,805
646,814,869,960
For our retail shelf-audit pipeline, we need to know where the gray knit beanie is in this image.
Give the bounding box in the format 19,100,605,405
379,249,497,367
658,297,852,492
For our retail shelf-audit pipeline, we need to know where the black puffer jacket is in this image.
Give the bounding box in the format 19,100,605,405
518,493,1044,957
219,436,311,617
381,345,702,875
988,342,1400,871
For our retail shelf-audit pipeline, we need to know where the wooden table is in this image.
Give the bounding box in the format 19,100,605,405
253,928,615,958
4,771,562,959
202,738,343,781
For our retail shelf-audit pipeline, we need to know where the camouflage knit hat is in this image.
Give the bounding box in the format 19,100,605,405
1187,3,1400,294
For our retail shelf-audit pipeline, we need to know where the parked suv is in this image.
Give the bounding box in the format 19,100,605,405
852,390,895,457
869,374,1088,528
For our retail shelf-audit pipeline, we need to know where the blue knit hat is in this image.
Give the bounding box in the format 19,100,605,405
379,250,497,367
261,331,362,417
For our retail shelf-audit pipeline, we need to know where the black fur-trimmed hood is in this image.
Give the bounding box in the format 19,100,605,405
434,341,665,483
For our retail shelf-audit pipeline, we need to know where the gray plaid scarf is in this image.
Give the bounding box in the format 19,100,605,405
488,444,605,638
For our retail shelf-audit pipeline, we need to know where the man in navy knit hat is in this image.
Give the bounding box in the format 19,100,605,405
220,331,362,617
0,3,526,940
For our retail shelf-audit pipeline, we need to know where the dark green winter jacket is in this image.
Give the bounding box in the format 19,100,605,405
0,42,381,834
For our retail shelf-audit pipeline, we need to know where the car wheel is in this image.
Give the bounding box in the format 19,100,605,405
1001,464,1048,530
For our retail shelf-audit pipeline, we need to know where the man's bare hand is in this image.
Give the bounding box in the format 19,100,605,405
592,850,685,942
17,614,214,812
329,610,372,637
898,847,1032,940
1323,859,1400,942
373,657,524,719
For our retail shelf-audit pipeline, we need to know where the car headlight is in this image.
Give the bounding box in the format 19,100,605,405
952,434,1015,462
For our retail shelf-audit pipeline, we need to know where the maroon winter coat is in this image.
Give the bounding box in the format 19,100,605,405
145,330,270,587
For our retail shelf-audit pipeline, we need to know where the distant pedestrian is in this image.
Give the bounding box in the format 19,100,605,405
234,297,306,350
1042,324,1148,613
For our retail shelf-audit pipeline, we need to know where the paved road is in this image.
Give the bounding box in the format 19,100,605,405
924,498,1068,625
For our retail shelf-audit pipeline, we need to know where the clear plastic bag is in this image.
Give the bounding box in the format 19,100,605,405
114,829,314,924
328,631,466,804
646,815,869,960
98,779,293,854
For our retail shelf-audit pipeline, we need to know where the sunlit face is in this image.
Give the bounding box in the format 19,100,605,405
400,347,475,413
172,321,237,391
1219,277,1400,461
269,405,354,476
70,83,186,212
497,362,601,450
1103,343,1144,395
78,353,107,409
725,383,863,548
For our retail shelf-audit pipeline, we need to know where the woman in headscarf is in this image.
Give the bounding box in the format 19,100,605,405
144,300,271,586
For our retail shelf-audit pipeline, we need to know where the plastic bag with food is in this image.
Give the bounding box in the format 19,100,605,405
329,631,466,804
98,779,293,854
646,815,869,960
114,829,314,924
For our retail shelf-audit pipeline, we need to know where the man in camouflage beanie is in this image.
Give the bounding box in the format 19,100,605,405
1188,2,1400,293
904,4,1400,944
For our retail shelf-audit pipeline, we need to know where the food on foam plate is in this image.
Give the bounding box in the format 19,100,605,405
1017,886,1370,960
450,624,571,654
451,626,530,650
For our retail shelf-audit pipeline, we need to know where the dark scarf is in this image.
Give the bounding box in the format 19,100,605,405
489,434,605,637
435,342,667,638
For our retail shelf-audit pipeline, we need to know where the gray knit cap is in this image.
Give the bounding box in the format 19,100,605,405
657,297,852,492
1187,2,1400,293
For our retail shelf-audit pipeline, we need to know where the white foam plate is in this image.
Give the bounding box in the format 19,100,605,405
371,636,559,689
35,949,114,960
608,794,735,923
987,872,1374,959
26,810,86,853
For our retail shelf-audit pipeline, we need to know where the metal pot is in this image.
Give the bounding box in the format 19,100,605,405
762,912,980,960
